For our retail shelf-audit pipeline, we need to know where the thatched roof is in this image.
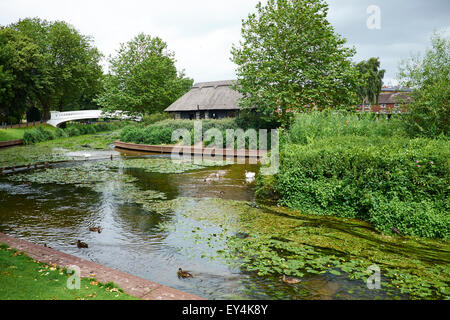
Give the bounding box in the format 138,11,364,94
165,80,242,112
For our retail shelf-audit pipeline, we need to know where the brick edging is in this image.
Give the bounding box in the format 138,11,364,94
0,232,204,300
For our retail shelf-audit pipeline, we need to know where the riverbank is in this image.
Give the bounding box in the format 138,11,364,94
0,130,120,168
0,233,203,300
0,124,55,142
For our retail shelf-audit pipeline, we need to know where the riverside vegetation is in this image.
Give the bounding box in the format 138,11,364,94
256,112,449,240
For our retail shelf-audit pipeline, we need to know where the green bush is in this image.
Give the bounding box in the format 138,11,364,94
259,135,449,239
64,127,80,137
23,127,55,145
286,111,407,145
120,119,240,146
141,112,171,125
54,128,68,139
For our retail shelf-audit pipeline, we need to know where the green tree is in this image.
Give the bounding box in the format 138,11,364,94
11,18,103,120
96,33,193,116
0,26,46,124
231,0,361,125
399,32,450,137
356,57,385,105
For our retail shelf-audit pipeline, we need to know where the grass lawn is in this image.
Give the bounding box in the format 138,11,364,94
0,124,57,142
0,243,138,300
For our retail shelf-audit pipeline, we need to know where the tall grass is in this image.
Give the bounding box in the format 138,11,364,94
286,112,407,145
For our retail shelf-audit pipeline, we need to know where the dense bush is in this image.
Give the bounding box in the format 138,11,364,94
23,121,127,144
140,112,171,125
120,119,240,145
256,112,449,239
23,126,55,144
286,111,407,144
261,135,449,239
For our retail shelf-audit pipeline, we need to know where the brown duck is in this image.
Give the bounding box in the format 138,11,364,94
89,227,102,233
177,268,193,278
282,274,301,284
77,240,88,248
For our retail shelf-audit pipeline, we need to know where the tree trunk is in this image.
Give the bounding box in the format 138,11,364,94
41,105,50,122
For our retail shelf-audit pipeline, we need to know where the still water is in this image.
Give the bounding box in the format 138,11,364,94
0,151,406,299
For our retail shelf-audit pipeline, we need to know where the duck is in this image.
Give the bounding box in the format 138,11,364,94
245,171,256,183
245,171,256,179
34,163,38,169
177,268,193,278
83,153,91,161
77,240,88,248
43,243,52,249
89,227,102,233
282,274,301,284
44,162,49,168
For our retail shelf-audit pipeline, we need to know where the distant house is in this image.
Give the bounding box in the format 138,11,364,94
359,89,413,114
164,80,242,120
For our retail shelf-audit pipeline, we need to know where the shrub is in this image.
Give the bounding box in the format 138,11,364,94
141,112,171,125
54,128,68,139
286,111,407,145
64,127,80,137
259,135,449,239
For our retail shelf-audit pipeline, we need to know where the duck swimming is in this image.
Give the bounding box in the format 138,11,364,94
89,227,102,233
77,240,88,248
177,268,193,278
282,274,301,284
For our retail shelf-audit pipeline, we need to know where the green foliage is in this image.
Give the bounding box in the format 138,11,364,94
257,112,449,239
120,119,252,146
10,18,104,120
23,122,124,144
399,32,450,137
356,57,386,105
0,26,45,123
286,111,406,144
231,0,361,125
96,33,193,116
140,112,171,125
268,135,449,239
23,126,55,144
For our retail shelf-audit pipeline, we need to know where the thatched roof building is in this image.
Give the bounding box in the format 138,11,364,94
164,80,242,120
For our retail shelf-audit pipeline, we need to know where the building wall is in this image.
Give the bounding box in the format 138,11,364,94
170,110,238,120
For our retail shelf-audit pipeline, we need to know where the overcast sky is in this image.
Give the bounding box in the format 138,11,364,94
1,0,449,85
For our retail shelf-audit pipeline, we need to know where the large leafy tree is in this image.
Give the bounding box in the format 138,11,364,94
356,57,385,105
231,0,361,125
96,33,193,115
10,18,103,120
399,32,449,137
0,26,47,123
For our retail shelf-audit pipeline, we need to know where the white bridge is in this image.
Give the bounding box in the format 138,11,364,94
47,110,141,127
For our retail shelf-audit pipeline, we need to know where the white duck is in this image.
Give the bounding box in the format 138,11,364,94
245,171,256,183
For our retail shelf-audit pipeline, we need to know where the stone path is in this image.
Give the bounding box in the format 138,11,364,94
0,232,204,300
